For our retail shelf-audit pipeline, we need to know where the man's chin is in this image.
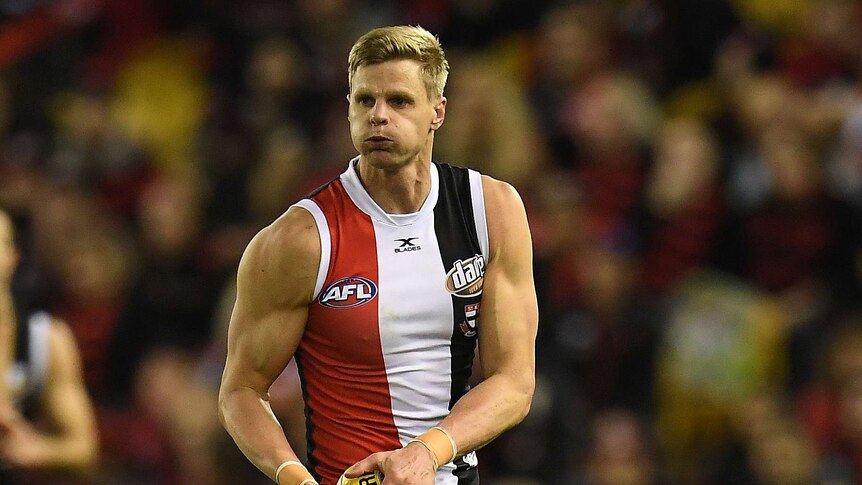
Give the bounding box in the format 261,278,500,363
362,151,407,170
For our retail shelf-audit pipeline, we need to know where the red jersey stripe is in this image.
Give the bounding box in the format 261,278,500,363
298,178,401,484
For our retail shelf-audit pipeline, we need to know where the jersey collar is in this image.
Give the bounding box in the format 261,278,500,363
340,157,439,226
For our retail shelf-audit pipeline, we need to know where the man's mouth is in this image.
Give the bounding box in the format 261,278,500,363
366,135,393,142
364,136,395,151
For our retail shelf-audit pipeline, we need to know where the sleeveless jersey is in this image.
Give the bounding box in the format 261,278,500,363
5,311,52,414
293,160,487,485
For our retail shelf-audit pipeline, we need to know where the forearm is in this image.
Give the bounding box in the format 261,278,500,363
438,371,533,457
30,430,98,470
219,385,302,482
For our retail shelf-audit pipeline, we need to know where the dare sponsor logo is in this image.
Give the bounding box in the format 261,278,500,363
445,254,485,297
319,276,378,309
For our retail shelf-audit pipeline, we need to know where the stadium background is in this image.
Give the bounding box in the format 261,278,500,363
1,0,862,483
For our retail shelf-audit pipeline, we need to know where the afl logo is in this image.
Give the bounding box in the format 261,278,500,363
319,276,378,309
445,254,485,297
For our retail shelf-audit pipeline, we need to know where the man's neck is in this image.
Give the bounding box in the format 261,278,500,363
356,156,433,215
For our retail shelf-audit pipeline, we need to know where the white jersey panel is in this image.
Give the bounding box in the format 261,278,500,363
372,216,459,484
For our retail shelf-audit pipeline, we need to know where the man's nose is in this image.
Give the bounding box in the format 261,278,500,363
370,102,389,125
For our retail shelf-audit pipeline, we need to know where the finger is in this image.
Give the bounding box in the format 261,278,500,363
344,452,385,478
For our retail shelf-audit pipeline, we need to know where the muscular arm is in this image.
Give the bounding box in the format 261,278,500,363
438,176,537,452
218,206,320,483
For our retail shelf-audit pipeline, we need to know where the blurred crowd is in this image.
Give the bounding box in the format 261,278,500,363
1,0,862,484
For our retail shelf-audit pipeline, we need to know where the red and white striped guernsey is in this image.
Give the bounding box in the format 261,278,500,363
292,159,487,485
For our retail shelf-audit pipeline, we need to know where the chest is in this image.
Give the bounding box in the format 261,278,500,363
306,215,483,365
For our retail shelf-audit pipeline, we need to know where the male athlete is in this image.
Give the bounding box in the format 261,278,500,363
219,25,538,485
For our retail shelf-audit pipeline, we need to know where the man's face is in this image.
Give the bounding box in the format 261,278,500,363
348,59,445,170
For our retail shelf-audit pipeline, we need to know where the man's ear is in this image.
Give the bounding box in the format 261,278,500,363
431,97,447,130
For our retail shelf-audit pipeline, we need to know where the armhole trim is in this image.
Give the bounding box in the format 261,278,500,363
468,170,489,262
27,312,52,397
292,199,331,300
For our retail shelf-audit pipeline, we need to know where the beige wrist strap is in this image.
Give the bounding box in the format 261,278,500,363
275,460,317,485
408,426,458,470
432,426,458,459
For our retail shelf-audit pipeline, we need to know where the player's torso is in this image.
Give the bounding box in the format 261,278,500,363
294,160,485,485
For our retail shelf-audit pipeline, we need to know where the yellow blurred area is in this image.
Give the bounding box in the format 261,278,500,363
663,81,724,122
111,37,209,176
730,0,811,33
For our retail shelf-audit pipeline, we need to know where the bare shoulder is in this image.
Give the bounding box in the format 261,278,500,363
246,205,319,270
46,318,77,351
480,175,529,259
45,318,84,374
481,175,527,220
238,205,321,308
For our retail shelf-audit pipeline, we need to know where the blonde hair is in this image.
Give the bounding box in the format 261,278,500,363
348,25,449,100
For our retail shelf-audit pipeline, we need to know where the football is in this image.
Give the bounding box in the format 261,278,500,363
336,470,384,485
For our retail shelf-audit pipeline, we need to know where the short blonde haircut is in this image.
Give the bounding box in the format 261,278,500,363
348,25,449,100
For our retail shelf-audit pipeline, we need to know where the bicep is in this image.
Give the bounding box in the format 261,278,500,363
221,209,320,397
477,179,538,379
222,288,309,397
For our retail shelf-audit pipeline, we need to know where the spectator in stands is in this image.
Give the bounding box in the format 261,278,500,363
638,116,726,297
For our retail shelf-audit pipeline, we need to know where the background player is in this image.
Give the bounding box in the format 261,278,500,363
0,207,98,481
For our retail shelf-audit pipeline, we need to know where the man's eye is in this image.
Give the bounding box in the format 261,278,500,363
358,96,374,106
390,97,409,107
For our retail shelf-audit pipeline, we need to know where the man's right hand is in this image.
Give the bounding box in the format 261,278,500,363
343,442,436,485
